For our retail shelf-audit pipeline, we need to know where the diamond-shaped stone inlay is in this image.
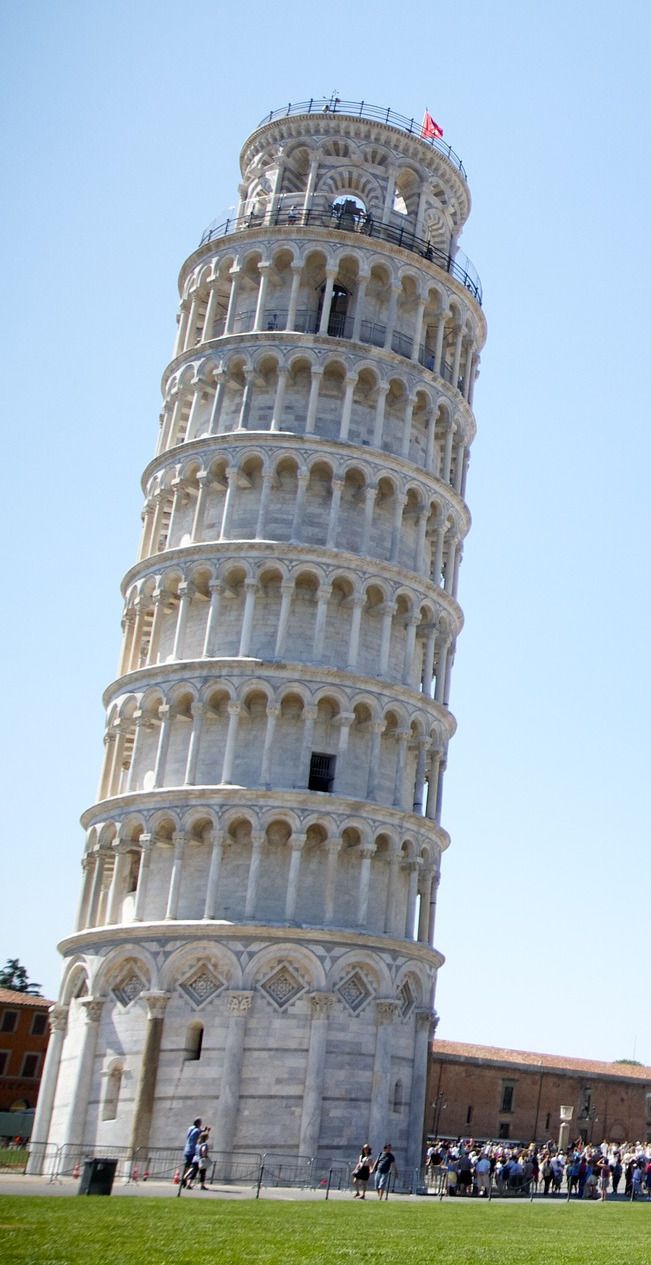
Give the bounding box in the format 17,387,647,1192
337,970,372,1014
113,973,144,1008
399,980,415,1018
179,967,224,1009
260,965,305,1010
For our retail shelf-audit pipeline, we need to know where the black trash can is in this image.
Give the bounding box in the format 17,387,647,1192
78,1157,118,1196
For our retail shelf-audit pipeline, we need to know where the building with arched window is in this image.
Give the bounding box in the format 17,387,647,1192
31,99,485,1171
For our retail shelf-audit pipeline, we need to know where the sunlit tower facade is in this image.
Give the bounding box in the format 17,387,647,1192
34,99,485,1169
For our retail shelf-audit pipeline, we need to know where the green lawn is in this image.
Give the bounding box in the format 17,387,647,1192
2,1196,651,1265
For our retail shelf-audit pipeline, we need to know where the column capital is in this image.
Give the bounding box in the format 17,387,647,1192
375,999,400,1025
81,997,105,1025
326,837,342,856
227,990,253,1017
415,1007,437,1033
142,991,171,1019
359,842,376,860
227,702,242,718
309,992,335,1020
48,1004,69,1033
290,833,306,853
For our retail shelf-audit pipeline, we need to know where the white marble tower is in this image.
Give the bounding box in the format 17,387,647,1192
33,99,485,1170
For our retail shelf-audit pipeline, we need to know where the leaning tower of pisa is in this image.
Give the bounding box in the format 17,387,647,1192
34,99,485,1171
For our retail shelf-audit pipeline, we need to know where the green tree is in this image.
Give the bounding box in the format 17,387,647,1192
0,958,42,995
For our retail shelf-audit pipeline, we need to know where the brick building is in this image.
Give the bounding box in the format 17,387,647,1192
0,988,53,1115
427,1040,651,1146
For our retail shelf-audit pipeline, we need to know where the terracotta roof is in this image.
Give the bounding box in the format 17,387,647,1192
0,988,54,1008
432,1039,651,1082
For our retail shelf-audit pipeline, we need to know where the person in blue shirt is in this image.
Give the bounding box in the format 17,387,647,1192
181,1117,202,1188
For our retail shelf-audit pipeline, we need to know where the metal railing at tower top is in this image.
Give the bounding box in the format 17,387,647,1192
257,100,467,178
199,202,482,305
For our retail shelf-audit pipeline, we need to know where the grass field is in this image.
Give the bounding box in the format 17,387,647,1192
2,1196,651,1265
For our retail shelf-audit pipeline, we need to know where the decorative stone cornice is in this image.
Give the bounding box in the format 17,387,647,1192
58,922,443,971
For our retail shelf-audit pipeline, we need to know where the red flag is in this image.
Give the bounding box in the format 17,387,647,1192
421,110,444,140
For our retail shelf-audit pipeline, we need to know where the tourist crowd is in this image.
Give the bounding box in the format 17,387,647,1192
425,1138,651,1199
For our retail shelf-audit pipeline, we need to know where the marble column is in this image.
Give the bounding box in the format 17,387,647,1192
305,368,323,433
152,705,172,786
211,991,253,1155
285,834,306,920
274,581,294,657
221,702,241,783
323,838,341,925
256,472,273,539
203,831,224,919
75,855,95,931
366,720,386,799
62,997,105,1149
133,834,153,921
406,1009,434,1167
128,993,170,1156
184,701,205,785
298,993,335,1157
312,585,331,660
202,582,222,657
260,703,279,787
405,861,419,938
107,841,131,924
165,832,186,920
244,832,264,917
26,1005,69,1166
356,843,375,927
326,478,343,548
367,1000,399,1148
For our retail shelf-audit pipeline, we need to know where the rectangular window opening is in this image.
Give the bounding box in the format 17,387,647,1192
31,1013,47,1036
500,1082,515,1113
308,752,336,793
1,1011,17,1033
21,1053,39,1078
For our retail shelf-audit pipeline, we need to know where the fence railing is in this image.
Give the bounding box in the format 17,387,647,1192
200,305,467,394
255,99,467,178
198,203,482,306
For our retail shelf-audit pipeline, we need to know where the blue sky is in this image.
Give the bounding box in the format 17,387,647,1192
3,0,651,1064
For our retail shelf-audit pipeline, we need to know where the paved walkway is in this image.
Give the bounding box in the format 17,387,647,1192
0,1172,413,1202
